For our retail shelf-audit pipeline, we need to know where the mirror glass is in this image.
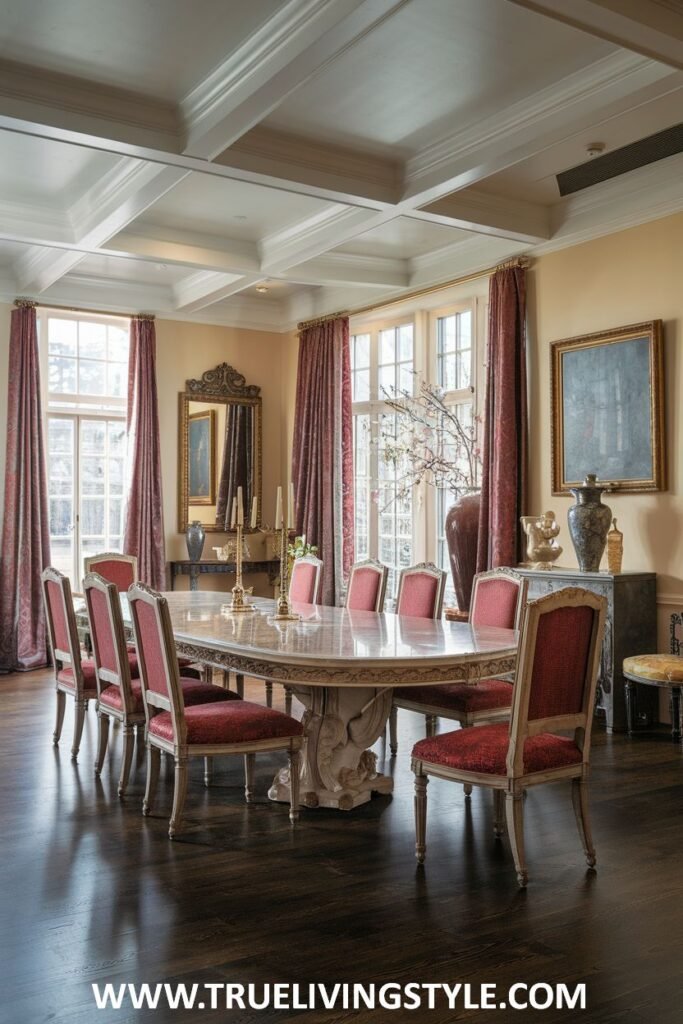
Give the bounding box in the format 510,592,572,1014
179,364,261,533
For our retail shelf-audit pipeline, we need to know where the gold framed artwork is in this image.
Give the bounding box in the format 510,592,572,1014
188,409,216,505
551,320,665,494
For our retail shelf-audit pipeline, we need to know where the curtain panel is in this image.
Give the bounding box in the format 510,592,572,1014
476,265,528,572
215,404,253,529
123,317,166,590
0,304,51,672
292,317,354,606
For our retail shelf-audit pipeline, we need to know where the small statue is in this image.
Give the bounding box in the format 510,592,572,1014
607,518,623,574
521,511,563,570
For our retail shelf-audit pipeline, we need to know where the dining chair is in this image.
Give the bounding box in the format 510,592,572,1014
128,583,303,838
346,559,389,612
42,566,106,760
84,572,239,796
263,554,324,711
390,568,528,771
388,562,446,755
411,587,607,887
83,552,138,592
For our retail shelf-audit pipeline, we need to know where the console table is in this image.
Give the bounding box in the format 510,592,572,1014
169,559,280,592
516,568,657,733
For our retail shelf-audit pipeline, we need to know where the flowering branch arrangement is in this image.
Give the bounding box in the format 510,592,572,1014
376,376,481,502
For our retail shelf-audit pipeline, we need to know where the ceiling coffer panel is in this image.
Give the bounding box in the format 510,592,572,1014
557,123,683,197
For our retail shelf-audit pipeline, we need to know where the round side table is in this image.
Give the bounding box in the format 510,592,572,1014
623,654,683,742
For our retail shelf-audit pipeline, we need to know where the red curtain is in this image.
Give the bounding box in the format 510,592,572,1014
477,265,528,571
123,317,166,590
292,317,354,606
0,304,51,671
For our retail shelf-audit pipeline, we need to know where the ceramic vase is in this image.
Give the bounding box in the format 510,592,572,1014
567,474,612,572
445,491,480,611
186,520,206,561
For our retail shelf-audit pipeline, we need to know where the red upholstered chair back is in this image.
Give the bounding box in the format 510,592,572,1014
41,568,83,684
84,572,133,704
395,563,446,620
470,568,528,630
128,585,184,733
289,555,323,605
507,588,607,777
84,552,137,592
346,560,388,612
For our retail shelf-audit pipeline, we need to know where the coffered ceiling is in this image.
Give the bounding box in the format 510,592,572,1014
0,0,681,331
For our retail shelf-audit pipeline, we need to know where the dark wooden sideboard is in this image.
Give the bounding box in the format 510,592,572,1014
516,568,657,733
169,559,280,592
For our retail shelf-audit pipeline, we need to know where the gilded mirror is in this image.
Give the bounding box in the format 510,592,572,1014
178,363,262,532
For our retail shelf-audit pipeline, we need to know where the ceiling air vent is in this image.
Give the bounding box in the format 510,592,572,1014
557,122,683,197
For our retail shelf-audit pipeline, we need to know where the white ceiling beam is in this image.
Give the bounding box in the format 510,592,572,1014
415,189,551,243
507,0,683,70
260,206,390,275
106,226,261,275
172,271,265,312
283,252,410,288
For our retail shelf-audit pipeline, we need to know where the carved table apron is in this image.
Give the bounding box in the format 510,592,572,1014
125,593,518,812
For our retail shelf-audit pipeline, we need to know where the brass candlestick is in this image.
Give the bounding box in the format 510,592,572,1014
227,523,255,614
272,524,300,621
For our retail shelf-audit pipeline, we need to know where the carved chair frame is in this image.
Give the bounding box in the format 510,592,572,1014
83,551,138,589
290,554,324,605
346,559,389,613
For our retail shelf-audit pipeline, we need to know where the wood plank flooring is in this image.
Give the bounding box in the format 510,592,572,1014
2,668,683,1023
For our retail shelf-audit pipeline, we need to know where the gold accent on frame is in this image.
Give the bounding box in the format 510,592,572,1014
551,320,665,494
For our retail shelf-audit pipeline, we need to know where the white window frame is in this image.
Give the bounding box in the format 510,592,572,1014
39,309,130,586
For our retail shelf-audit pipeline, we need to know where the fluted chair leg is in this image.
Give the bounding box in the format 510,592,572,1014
414,771,428,863
244,753,255,802
505,791,528,887
71,699,88,760
169,756,189,838
94,712,109,776
142,745,160,816
53,690,66,746
572,778,596,868
288,749,300,824
118,725,135,797
493,789,505,837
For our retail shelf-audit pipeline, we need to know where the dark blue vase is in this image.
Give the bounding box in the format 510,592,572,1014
186,521,205,561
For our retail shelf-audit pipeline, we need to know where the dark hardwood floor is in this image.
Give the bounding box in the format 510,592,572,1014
2,668,683,1024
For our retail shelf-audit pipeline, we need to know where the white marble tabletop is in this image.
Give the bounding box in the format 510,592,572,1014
116,592,518,688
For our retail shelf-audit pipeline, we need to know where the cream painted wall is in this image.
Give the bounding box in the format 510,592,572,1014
527,212,683,655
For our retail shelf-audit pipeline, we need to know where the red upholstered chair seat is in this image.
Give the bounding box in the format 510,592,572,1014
399,679,513,713
100,677,240,714
149,700,303,746
413,722,582,776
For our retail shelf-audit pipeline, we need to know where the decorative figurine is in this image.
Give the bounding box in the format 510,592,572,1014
521,511,563,569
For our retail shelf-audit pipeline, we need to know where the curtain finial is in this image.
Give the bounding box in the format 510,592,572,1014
133,312,156,322
14,297,37,308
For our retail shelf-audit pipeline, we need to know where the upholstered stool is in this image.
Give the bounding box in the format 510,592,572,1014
623,654,683,742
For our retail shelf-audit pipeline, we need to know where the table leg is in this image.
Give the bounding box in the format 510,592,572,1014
268,685,394,811
189,568,199,592
625,681,636,736
670,687,681,743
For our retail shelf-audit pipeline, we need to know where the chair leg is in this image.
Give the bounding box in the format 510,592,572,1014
204,756,213,788
265,681,273,708
389,706,398,756
244,753,255,802
53,690,66,745
118,725,135,797
142,745,161,816
414,771,429,863
493,789,505,837
425,714,437,737
505,790,528,887
235,673,244,699
169,756,189,838
288,748,300,824
94,711,109,776
71,699,88,760
572,778,596,869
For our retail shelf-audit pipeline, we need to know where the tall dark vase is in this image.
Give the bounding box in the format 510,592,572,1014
567,474,612,572
186,520,206,561
445,491,481,612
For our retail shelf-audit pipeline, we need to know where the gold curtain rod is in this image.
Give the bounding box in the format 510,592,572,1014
13,298,154,320
296,255,531,331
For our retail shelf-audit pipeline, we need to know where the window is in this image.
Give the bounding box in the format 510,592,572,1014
351,322,415,600
351,303,480,608
41,312,130,586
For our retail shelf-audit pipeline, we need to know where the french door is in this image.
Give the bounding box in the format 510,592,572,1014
46,414,126,587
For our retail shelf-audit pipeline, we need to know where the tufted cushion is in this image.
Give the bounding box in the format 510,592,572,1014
347,567,382,612
148,699,303,746
413,722,582,776
100,677,240,713
58,653,138,690
399,679,513,713
397,572,440,619
471,576,520,629
623,654,683,684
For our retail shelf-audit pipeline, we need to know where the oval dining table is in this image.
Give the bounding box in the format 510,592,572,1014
119,592,518,812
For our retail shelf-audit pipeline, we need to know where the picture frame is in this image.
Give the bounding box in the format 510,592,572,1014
188,409,216,504
551,320,665,494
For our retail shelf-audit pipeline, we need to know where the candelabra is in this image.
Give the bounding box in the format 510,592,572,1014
272,524,300,621
226,523,255,614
